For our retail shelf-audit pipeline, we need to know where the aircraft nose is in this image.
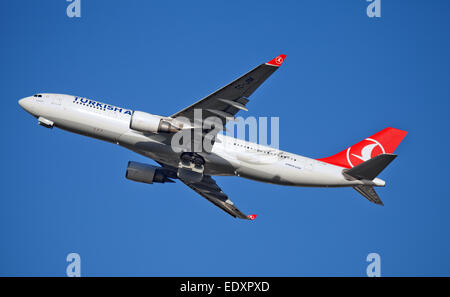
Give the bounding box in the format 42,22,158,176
18,97,33,112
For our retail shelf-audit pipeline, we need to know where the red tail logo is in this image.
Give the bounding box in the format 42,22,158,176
266,54,286,67
247,214,258,220
347,138,385,167
318,127,407,168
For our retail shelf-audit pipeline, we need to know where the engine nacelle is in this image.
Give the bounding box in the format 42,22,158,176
130,111,182,133
125,161,174,184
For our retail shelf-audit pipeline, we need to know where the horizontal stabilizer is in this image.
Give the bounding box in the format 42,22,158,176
344,154,397,181
353,185,383,205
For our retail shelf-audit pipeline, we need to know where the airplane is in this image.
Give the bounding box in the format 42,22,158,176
18,54,407,220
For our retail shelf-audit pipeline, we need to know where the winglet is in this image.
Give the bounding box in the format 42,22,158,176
266,54,286,67
247,214,258,220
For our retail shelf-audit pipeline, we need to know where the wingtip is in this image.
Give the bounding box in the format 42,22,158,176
266,54,286,67
247,214,258,220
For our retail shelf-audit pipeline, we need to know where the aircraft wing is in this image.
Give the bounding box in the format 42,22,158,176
170,54,286,129
180,175,257,220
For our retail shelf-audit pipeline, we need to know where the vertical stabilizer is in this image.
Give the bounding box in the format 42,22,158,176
318,127,407,168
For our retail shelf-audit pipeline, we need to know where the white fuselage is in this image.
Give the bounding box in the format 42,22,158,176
18,94,384,188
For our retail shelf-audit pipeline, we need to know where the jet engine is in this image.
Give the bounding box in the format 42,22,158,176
130,111,182,133
125,161,175,184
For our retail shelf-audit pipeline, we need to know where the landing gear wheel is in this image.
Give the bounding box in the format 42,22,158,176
181,153,192,164
180,152,205,167
194,157,205,167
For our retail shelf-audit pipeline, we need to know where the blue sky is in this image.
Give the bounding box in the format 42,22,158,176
1,0,450,276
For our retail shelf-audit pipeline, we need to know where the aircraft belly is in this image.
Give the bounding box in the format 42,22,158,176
117,130,176,164
116,131,235,175
202,153,236,176
235,161,355,187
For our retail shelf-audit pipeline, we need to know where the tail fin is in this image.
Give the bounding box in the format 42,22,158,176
318,127,407,168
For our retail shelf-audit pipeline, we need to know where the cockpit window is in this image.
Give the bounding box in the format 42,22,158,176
33,94,43,98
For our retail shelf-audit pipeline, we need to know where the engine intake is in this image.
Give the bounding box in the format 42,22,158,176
130,111,182,133
125,161,174,184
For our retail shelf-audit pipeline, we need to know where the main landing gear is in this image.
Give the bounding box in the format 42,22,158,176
177,152,205,183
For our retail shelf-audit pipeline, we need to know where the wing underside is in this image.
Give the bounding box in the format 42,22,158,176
156,162,255,220
181,175,255,220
